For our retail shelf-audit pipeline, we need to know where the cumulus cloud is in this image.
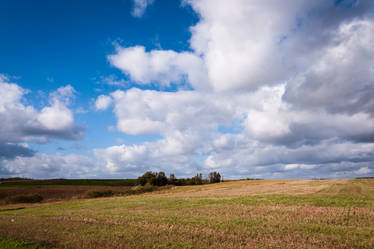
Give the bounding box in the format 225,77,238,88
283,18,374,116
108,88,233,135
0,76,83,161
108,46,208,90
118,0,374,92
100,0,374,179
5,1,374,179
131,0,154,18
92,84,374,178
354,167,371,175
1,153,99,179
37,104,74,131
95,95,112,111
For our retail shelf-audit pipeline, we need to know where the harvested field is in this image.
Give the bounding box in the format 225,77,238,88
0,179,373,248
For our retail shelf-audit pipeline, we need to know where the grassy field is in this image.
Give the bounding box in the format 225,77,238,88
0,236,51,249
0,179,373,248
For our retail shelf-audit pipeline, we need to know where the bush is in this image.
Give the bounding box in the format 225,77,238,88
143,183,155,192
5,194,43,204
126,184,155,195
84,190,113,198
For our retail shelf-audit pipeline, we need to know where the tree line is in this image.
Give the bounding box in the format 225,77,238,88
137,171,221,186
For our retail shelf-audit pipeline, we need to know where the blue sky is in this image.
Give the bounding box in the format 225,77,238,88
1,0,374,179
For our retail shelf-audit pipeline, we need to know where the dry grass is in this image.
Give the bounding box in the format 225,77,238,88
0,179,373,248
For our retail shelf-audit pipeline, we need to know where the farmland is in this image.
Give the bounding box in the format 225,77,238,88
0,179,137,203
0,179,373,248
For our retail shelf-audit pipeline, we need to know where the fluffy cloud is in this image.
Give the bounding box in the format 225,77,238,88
108,46,208,90
93,84,374,178
95,95,112,111
1,153,98,179
132,0,154,18
109,88,233,135
115,1,374,92
354,167,371,175
4,1,374,179
37,104,74,131
100,0,374,178
0,76,83,160
94,142,200,178
283,18,374,115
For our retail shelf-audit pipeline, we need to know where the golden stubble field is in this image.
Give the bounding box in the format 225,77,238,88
0,179,373,249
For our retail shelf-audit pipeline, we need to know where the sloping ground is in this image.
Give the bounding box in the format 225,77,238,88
156,179,353,197
0,179,373,249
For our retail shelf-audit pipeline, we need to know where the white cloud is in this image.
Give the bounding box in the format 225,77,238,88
109,88,233,135
0,76,83,161
108,46,208,90
284,164,316,170
93,83,374,178
94,140,200,177
354,167,371,175
187,0,310,91
5,1,374,179
49,85,76,105
37,103,74,130
0,75,26,112
1,153,99,179
132,0,154,18
113,0,374,94
95,95,112,111
99,75,127,87
284,18,374,115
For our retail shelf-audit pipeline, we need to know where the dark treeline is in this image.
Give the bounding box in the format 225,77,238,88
137,171,221,186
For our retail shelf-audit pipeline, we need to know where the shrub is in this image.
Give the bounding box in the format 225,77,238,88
84,190,113,198
5,194,43,204
143,183,155,192
125,184,156,195
126,185,143,195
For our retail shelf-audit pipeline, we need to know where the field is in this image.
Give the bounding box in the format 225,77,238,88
0,179,137,203
0,179,373,248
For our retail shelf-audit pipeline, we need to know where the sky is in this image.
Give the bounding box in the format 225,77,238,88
1,0,374,179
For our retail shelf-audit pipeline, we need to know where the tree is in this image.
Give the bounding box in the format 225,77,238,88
138,171,156,186
191,173,203,185
209,171,221,183
154,171,168,186
168,173,176,184
137,171,168,186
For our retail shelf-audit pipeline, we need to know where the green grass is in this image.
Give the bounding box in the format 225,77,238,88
0,179,373,248
0,236,51,249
